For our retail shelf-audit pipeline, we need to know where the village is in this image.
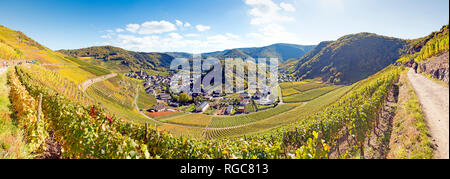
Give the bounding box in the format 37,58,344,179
125,70,280,117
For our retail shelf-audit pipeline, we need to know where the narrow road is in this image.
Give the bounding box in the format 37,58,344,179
407,69,449,159
80,73,117,92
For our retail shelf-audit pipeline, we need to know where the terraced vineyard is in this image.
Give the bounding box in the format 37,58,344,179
283,85,343,103
207,103,300,128
18,64,95,106
87,75,138,108
164,113,212,127
85,75,155,124
136,88,157,110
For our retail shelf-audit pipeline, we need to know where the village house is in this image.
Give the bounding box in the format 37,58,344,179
225,105,233,115
196,102,210,113
158,93,171,101
148,103,167,112
240,99,251,106
237,106,246,113
240,92,250,99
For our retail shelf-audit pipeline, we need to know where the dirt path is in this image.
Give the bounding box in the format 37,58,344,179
0,67,6,75
80,73,117,92
407,69,449,159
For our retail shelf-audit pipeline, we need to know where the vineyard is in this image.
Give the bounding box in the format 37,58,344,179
6,63,403,158
207,103,300,128
18,65,95,106
398,25,449,63
283,85,343,103
0,41,24,60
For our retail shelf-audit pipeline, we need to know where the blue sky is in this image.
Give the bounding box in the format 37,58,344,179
1,0,448,53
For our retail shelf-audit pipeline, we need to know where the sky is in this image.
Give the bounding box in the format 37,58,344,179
0,0,448,53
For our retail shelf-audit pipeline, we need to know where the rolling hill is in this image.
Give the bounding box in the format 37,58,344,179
288,33,409,84
58,46,174,72
203,43,316,62
59,43,316,73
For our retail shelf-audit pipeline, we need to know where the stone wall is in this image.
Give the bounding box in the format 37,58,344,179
419,52,449,83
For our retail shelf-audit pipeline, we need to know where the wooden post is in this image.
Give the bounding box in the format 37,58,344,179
37,93,43,123
144,122,148,142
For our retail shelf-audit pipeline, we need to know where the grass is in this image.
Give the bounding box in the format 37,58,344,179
387,74,434,159
283,85,343,103
0,68,32,158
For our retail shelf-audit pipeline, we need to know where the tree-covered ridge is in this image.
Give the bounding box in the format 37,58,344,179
397,25,449,63
58,46,175,72
202,43,316,62
290,33,408,84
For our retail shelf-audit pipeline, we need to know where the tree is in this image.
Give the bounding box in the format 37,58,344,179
194,96,203,105
179,93,192,104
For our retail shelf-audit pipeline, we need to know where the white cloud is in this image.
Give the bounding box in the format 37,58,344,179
184,22,191,28
196,25,211,32
126,24,140,33
226,33,240,39
168,32,183,40
175,20,184,27
244,0,294,25
101,34,112,39
116,28,124,33
185,33,200,37
280,2,296,12
138,20,177,34
247,23,299,45
108,31,249,53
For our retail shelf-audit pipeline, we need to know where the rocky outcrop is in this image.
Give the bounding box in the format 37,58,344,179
419,52,449,83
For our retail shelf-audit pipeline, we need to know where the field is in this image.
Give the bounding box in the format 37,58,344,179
165,113,212,127
207,103,300,128
283,85,343,103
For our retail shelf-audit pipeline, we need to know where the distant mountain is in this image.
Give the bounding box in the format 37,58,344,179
164,52,193,59
59,43,316,72
203,43,316,62
289,33,409,84
58,46,175,72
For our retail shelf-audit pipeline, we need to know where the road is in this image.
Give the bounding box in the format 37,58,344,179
80,73,117,92
407,69,449,159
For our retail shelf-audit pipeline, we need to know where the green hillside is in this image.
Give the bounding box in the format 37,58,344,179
58,46,174,73
290,33,408,84
397,24,449,64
